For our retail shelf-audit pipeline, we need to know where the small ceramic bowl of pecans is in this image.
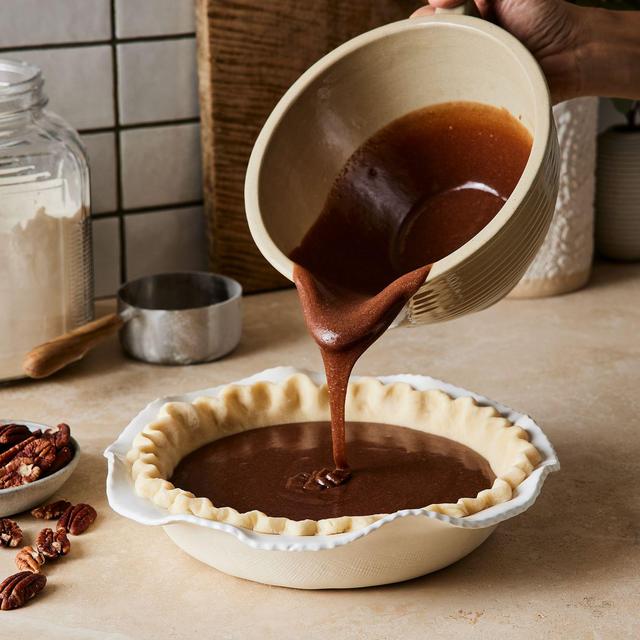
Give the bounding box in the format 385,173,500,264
0,421,80,518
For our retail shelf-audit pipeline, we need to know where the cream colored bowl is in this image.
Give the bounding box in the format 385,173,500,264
245,15,559,324
105,367,559,589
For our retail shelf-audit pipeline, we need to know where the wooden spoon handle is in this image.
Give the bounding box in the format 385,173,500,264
23,312,125,379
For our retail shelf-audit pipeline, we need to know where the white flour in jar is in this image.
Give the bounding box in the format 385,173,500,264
0,180,92,381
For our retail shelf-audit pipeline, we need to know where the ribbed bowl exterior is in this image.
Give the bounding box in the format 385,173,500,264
406,123,560,324
595,129,640,261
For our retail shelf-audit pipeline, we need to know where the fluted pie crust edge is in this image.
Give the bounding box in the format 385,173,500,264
126,374,542,536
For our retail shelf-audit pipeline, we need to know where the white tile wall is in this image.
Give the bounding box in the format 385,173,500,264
115,0,195,38
92,217,121,297
0,0,111,47
120,123,202,208
125,207,207,279
117,39,199,124
0,1,205,296
11,46,114,129
83,132,117,213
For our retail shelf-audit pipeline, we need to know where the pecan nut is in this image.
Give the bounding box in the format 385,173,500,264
0,571,46,610
0,518,22,548
31,499,72,520
36,527,70,559
47,446,73,475
15,546,46,573
21,438,56,471
45,423,71,450
0,435,37,467
0,437,57,489
0,424,31,450
57,503,97,535
0,456,42,488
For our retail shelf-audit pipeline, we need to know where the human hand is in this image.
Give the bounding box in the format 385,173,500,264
412,0,585,103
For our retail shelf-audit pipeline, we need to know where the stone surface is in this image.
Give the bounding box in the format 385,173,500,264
0,261,638,638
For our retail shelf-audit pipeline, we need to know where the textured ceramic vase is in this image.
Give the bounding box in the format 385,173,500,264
510,97,598,298
595,128,640,261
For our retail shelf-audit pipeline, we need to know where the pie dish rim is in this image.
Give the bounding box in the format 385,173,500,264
106,367,560,546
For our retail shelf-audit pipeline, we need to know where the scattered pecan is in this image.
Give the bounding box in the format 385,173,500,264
57,503,97,535
15,546,45,573
0,519,22,548
31,499,72,520
45,423,71,450
0,424,31,450
46,446,74,476
0,435,37,467
36,527,70,559
0,571,46,610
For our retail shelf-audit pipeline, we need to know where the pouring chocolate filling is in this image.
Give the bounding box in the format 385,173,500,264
290,101,531,490
171,102,532,518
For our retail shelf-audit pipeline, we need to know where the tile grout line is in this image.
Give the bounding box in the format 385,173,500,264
79,117,199,136
92,200,205,219
109,0,127,285
0,32,196,54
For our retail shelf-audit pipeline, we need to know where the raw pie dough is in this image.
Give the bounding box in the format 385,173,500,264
127,374,541,536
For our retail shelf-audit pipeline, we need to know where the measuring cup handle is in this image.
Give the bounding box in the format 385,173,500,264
23,312,125,379
435,1,479,16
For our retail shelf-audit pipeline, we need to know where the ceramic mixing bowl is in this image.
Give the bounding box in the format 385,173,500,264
105,367,559,589
245,15,560,325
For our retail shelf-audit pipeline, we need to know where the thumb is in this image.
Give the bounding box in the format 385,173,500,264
427,0,498,19
427,0,468,7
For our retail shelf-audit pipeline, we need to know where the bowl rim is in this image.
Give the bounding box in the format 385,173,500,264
104,367,560,552
244,14,553,286
0,420,80,495
117,270,243,314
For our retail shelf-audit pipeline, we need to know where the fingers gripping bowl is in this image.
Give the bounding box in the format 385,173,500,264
105,368,559,589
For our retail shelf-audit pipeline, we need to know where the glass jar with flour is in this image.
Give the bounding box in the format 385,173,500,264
0,59,92,381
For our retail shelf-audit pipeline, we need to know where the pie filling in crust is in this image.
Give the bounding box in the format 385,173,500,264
170,421,496,522
127,374,541,536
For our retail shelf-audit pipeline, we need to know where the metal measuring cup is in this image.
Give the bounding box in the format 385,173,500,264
23,272,242,379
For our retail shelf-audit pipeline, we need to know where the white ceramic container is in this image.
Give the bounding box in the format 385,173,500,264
0,420,80,517
105,367,559,590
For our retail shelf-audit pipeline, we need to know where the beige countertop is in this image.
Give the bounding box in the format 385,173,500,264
1,261,639,639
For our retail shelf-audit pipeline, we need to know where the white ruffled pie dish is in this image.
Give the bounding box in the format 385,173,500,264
105,367,559,589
